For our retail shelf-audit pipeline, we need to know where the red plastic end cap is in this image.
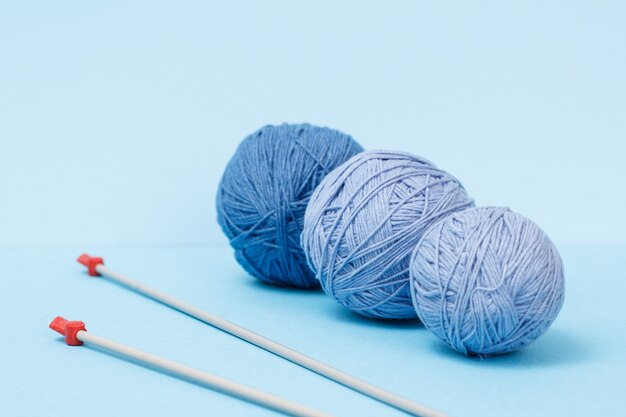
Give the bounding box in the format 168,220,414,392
77,253,104,276
49,316,86,346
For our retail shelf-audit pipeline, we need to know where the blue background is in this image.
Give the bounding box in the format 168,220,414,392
1,0,625,247
1,1,625,417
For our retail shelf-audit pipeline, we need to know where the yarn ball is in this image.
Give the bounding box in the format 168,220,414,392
409,207,565,356
217,123,363,288
302,150,474,319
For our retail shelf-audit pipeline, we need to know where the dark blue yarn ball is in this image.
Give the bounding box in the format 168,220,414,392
217,124,363,288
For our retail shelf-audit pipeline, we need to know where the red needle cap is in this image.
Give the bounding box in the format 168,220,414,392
77,253,104,276
49,316,86,346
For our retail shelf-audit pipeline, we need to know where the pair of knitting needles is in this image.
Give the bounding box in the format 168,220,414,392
51,254,449,417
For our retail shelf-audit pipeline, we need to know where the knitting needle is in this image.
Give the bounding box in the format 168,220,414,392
77,254,450,417
49,316,333,417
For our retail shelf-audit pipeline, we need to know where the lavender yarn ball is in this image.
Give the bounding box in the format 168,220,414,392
410,207,565,356
217,123,363,288
302,150,474,319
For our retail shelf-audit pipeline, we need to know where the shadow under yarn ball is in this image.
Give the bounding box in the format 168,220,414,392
301,150,474,319
217,123,363,288
410,207,565,356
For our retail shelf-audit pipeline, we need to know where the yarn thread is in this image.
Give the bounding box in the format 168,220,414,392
217,123,363,288
302,150,474,318
410,206,565,355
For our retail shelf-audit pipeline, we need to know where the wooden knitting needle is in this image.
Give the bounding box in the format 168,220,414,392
77,254,450,417
49,316,333,417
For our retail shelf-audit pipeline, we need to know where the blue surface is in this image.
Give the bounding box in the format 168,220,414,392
1,1,626,416
1,1,626,247
1,244,625,417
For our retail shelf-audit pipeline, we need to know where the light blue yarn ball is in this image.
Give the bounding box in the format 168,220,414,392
410,207,565,356
217,123,363,288
302,150,474,319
